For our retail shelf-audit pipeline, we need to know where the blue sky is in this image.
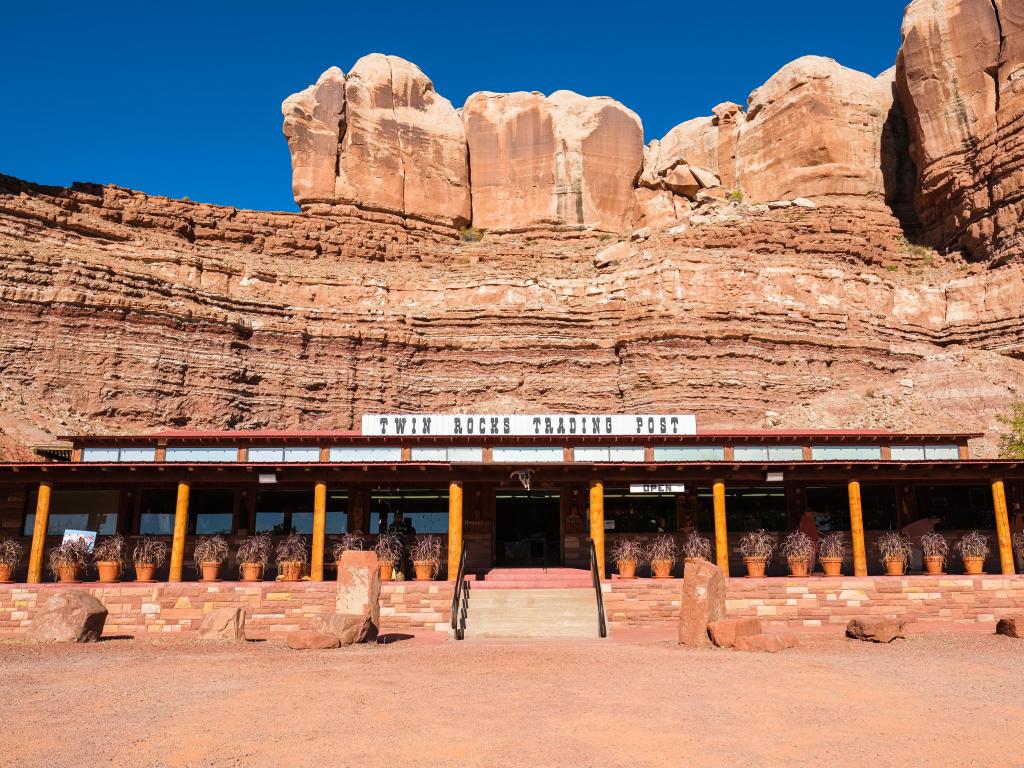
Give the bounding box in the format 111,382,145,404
2,1,907,211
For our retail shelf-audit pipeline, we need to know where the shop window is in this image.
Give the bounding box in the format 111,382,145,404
696,486,788,532
165,447,238,463
188,490,235,534
925,445,960,460
138,489,177,535
370,489,449,534
653,446,725,462
81,447,156,463
574,447,645,462
810,445,883,461
491,447,563,463
255,489,347,534
733,446,804,462
805,484,896,531
409,447,483,463
890,446,926,461
603,488,677,533
915,485,994,530
328,447,402,463
247,447,321,463
23,489,120,536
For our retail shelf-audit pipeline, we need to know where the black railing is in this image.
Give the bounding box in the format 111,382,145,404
589,539,608,638
450,540,468,640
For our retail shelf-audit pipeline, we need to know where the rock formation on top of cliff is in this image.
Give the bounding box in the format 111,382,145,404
896,0,1024,263
283,54,471,227
462,90,644,233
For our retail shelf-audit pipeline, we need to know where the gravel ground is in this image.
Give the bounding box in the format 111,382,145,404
0,630,1021,768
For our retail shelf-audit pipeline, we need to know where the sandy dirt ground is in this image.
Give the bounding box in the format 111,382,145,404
0,629,1021,768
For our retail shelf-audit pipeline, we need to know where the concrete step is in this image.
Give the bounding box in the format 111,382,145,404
461,586,602,640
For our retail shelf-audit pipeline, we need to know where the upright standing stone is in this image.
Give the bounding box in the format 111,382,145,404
327,550,381,644
197,607,246,641
678,560,726,648
28,591,108,643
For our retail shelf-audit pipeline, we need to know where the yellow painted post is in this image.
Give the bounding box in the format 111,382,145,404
712,480,729,577
169,481,190,582
992,479,1015,575
447,481,463,581
848,480,867,577
311,481,327,580
27,481,53,584
589,481,605,578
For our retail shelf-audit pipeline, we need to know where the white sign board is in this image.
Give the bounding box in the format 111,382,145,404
362,414,696,437
629,484,687,494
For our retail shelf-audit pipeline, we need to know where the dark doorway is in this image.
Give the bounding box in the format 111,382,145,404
495,491,561,566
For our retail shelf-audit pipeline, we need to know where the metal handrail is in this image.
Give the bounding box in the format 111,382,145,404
589,539,608,638
450,540,468,640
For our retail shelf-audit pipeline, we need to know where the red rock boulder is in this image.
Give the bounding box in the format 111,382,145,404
734,633,800,653
845,617,907,643
708,618,762,648
286,630,341,650
197,607,246,641
678,559,726,648
27,590,108,643
995,616,1022,639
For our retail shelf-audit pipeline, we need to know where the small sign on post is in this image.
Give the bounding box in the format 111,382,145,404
61,530,97,552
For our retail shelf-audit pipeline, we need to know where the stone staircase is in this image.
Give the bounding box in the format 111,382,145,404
460,568,603,639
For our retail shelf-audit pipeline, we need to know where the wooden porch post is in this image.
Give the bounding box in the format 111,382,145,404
992,479,1015,575
169,481,190,582
447,481,463,581
589,480,605,578
311,481,327,581
27,481,53,584
712,480,729,577
848,480,867,577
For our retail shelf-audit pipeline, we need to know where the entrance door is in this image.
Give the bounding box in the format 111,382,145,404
495,491,561,567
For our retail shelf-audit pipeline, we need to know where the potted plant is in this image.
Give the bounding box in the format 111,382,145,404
194,535,229,581
0,538,23,583
738,530,776,577
818,532,845,576
646,534,678,578
275,533,308,581
1015,531,1024,569
409,535,442,580
92,534,126,583
47,539,90,583
877,531,912,575
236,534,272,581
682,532,711,563
610,538,643,578
373,532,402,581
956,530,989,575
920,531,949,575
133,537,167,581
780,530,814,577
331,532,365,562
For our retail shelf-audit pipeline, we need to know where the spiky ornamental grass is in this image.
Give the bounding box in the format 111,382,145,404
1014,531,1024,556
373,532,403,565
274,533,309,566
682,532,711,560
780,530,815,560
331,532,365,560
877,531,912,565
194,535,229,567
47,539,90,577
818,532,846,562
92,534,126,565
920,531,949,563
0,538,23,567
645,534,678,566
739,530,776,560
955,530,990,560
610,538,644,564
236,534,272,566
133,537,167,567
410,535,442,566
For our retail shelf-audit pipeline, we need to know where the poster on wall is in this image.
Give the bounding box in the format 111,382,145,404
362,413,697,437
62,530,97,552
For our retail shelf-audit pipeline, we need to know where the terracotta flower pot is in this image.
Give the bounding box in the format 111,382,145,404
651,559,672,579
96,561,121,583
58,564,79,583
744,556,767,578
135,563,157,582
923,555,944,575
787,557,810,577
820,557,843,577
962,556,985,575
413,561,434,581
278,561,302,581
617,560,637,579
379,562,395,582
0,563,12,583
884,558,905,576
200,562,222,582
240,562,264,582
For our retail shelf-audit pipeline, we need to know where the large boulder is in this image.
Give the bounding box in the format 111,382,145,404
283,55,471,227
678,559,726,648
462,90,644,233
995,615,1022,638
286,630,340,650
197,607,246,641
895,0,1024,262
708,617,762,649
737,56,893,204
27,590,107,643
311,613,375,645
846,617,907,643
330,550,381,643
